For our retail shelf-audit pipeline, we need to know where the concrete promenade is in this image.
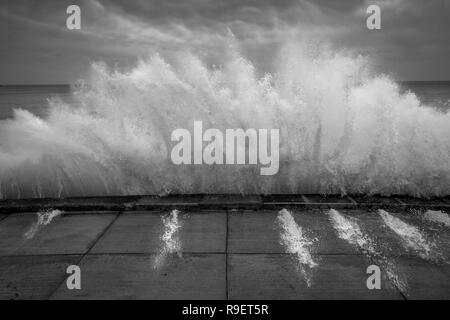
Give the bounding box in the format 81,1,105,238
0,194,449,300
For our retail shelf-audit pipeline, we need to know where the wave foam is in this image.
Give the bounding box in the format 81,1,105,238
1,40,450,198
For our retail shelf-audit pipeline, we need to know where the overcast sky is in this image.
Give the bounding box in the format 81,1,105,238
1,0,449,84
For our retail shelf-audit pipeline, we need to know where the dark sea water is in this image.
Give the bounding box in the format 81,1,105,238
399,81,450,111
1,82,449,120
0,85,74,119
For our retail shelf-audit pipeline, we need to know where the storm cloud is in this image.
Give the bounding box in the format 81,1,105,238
1,0,449,83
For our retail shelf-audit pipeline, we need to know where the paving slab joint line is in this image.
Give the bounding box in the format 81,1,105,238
351,233,408,300
370,255,408,300
47,211,123,299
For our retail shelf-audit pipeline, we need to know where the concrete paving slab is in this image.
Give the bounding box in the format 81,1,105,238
228,254,403,300
0,214,7,222
91,211,226,254
339,210,412,257
316,209,416,258
293,209,381,256
228,208,438,257
395,257,450,300
52,253,226,299
320,209,450,260
228,210,359,254
0,255,81,300
369,210,450,260
0,213,117,256
228,210,283,253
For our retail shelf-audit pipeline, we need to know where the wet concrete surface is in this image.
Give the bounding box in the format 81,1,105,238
91,211,226,254
52,254,226,300
0,255,81,300
228,254,403,300
228,210,358,254
0,195,449,300
0,212,117,256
